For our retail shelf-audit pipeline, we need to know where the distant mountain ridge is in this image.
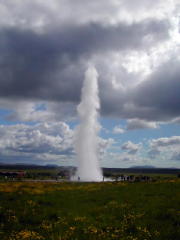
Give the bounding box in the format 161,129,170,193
130,165,156,169
0,163,179,174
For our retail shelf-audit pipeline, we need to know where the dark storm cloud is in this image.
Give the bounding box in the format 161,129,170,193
132,58,180,120
1,15,178,123
0,19,169,101
0,27,84,102
100,57,180,122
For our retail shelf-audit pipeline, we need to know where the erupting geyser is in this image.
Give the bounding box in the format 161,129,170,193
75,65,103,181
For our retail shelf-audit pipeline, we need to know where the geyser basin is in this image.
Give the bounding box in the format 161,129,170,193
75,65,102,182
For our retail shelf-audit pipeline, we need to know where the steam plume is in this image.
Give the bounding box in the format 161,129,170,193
75,65,102,181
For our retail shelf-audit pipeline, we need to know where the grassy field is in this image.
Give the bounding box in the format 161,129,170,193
0,179,179,240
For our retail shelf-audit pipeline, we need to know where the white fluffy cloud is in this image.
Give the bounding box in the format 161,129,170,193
0,122,74,163
171,152,180,161
150,136,180,148
0,99,76,122
121,141,141,155
0,122,114,164
148,136,180,161
113,125,125,134
127,119,159,130
98,137,115,159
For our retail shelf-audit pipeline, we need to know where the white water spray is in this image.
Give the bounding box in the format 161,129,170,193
75,65,102,181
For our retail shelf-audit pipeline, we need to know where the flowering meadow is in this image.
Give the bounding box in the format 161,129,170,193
0,180,179,240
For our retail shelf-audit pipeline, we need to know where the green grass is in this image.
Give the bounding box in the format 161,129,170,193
0,180,179,240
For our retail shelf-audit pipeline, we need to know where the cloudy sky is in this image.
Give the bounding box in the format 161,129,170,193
0,0,180,168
